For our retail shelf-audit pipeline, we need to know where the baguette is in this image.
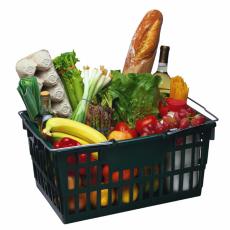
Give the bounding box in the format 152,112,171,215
123,10,163,74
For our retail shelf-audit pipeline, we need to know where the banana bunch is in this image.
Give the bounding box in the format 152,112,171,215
43,117,107,145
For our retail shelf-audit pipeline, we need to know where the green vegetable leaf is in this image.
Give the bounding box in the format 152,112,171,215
101,71,161,127
53,50,79,73
17,76,41,121
53,51,83,110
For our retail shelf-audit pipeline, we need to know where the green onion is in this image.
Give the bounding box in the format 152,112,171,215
71,67,111,123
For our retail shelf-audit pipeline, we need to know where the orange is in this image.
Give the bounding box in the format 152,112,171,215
108,131,133,141
122,184,139,203
68,193,86,211
90,189,116,207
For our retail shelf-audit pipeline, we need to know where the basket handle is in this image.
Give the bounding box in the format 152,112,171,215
188,97,219,122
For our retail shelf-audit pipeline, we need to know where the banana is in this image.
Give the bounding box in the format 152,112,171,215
43,118,107,144
51,132,90,145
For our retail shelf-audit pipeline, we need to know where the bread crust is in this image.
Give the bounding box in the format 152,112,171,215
123,10,163,74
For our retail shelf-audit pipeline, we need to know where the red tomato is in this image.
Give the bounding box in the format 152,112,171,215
102,165,119,183
122,169,131,180
90,166,97,178
103,166,138,182
79,153,87,163
191,114,206,126
134,168,138,177
67,155,76,164
68,171,75,177
163,115,178,129
126,129,138,138
140,131,150,137
159,101,169,117
102,164,109,180
112,171,119,183
79,168,86,176
155,121,164,134
179,117,190,129
114,122,130,132
90,177,97,185
135,115,157,133
186,107,196,117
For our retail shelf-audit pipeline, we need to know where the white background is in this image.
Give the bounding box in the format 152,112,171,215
0,0,229,229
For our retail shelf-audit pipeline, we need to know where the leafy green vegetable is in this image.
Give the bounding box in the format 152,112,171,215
61,69,83,110
17,76,41,121
53,51,83,110
85,104,113,135
71,68,111,123
53,50,79,73
99,71,161,127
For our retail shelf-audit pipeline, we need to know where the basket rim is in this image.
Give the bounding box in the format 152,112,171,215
18,110,216,153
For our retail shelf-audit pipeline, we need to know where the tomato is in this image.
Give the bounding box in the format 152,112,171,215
178,108,189,119
66,155,76,164
163,115,178,129
79,153,87,163
140,131,150,137
78,153,87,175
79,168,86,176
186,107,196,117
122,169,131,180
126,129,138,138
191,114,206,126
102,164,109,183
135,115,157,134
112,171,119,183
179,117,190,129
155,120,164,134
134,168,138,177
103,165,138,183
114,122,137,138
159,101,169,117
114,122,130,132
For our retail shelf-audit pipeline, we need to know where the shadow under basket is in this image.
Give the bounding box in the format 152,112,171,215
19,100,217,224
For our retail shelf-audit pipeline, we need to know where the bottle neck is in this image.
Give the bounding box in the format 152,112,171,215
157,62,168,73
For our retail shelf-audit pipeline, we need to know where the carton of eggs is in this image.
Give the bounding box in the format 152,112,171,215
16,50,72,117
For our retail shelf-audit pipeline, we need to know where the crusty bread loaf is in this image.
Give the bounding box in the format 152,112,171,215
123,10,163,74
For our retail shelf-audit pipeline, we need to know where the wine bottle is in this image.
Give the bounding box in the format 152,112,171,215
153,45,170,95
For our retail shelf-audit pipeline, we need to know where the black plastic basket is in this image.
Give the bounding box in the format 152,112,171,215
19,98,217,224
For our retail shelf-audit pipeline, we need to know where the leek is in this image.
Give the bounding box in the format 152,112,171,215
17,76,41,121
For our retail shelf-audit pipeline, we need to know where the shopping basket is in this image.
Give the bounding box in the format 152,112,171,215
19,97,218,224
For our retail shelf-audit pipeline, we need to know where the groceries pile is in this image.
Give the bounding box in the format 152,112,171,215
17,10,207,210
